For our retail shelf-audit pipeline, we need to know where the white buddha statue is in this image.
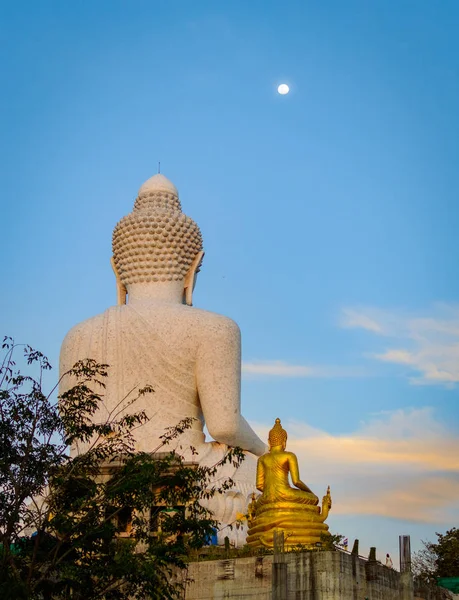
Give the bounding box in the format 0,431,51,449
60,173,265,543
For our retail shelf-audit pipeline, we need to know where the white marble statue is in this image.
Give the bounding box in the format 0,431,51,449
60,174,265,544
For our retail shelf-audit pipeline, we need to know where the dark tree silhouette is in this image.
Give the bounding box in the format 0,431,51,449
0,337,243,599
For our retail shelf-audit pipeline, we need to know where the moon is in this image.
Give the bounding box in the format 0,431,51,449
277,83,290,95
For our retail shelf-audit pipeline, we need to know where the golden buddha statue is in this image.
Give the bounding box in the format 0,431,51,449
246,418,332,548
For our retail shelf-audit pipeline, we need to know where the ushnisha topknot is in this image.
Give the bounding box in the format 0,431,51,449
112,174,203,285
268,418,288,447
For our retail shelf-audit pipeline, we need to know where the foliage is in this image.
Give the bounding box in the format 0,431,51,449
433,529,459,578
0,337,244,599
413,540,438,585
320,531,345,551
413,529,459,585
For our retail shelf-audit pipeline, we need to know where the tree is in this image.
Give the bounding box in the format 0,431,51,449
0,337,243,599
413,529,459,584
432,529,459,578
320,531,345,551
413,540,438,585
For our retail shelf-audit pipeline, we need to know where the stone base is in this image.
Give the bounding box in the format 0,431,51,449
184,550,412,600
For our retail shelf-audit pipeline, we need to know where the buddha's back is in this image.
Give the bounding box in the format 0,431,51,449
61,301,242,453
59,173,265,545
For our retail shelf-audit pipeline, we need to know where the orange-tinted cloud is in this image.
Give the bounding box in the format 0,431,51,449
253,408,459,524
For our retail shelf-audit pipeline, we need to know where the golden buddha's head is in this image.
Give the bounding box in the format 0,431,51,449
268,418,287,450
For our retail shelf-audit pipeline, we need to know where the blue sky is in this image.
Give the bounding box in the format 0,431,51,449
2,1,459,562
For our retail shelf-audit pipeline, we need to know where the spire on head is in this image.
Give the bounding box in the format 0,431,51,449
268,418,288,447
112,174,203,286
136,174,180,210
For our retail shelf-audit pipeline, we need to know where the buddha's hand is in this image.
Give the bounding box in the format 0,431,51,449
320,486,332,520
322,493,332,510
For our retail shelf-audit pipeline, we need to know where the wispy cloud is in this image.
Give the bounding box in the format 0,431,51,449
252,408,459,524
242,361,314,377
341,309,384,333
242,361,365,379
341,303,459,386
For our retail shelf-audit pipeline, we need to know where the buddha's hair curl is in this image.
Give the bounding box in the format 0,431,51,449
268,418,288,446
112,189,203,285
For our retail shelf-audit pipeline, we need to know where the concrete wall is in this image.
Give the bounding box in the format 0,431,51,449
184,550,411,600
185,555,272,599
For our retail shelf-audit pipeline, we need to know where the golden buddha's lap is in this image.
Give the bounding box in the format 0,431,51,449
257,489,317,507
256,502,320,516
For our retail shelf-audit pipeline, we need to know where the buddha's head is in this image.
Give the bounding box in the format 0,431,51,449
268,418,288,450
112,174,204,305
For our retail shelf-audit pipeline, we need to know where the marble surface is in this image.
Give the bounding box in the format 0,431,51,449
61,299,265,457
60,174,265,545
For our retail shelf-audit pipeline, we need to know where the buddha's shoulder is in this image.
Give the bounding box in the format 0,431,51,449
123,303,238,331
62,305,239,343
61,307,121,346
284,451,297,460
169,307,240,344
263,451,294,462
183,306,240,329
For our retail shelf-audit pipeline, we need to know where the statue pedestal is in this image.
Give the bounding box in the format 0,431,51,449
247,503,330,549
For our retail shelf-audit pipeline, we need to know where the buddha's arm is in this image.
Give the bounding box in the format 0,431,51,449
256,459,265,492
196,318,266,457
59,326,83,388
288,453,315,495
